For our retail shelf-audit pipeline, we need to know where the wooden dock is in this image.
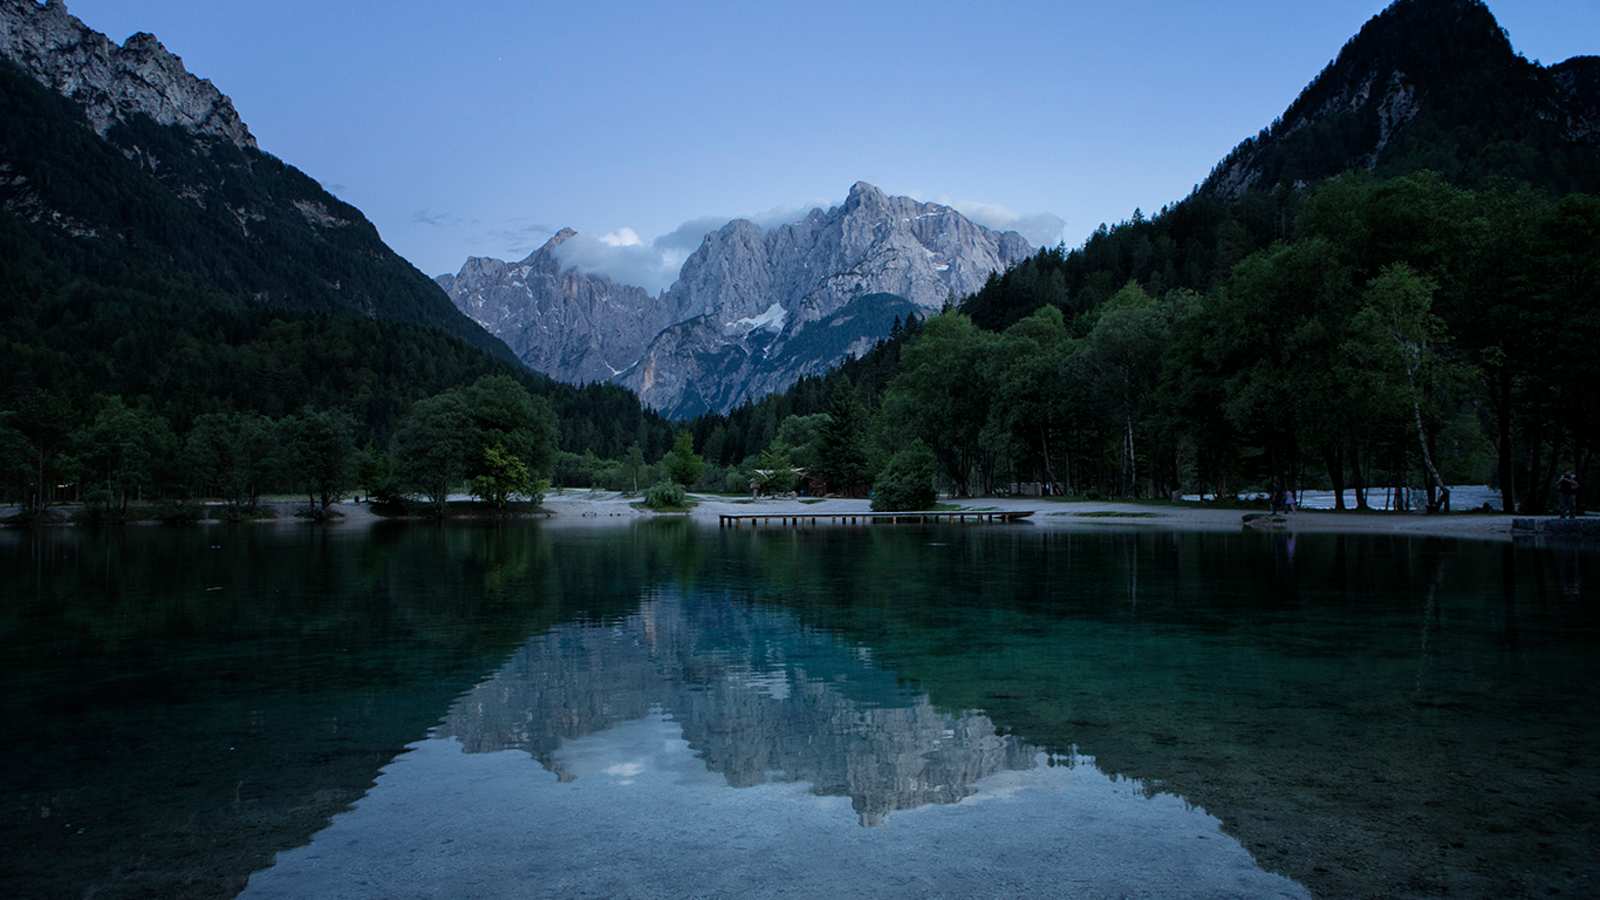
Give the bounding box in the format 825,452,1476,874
719,510,1034,528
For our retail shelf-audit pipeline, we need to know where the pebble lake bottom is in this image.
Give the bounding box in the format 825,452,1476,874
0,521,1594,898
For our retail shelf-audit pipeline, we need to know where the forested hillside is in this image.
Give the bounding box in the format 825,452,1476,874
683,0,1600,514
0,51,674,513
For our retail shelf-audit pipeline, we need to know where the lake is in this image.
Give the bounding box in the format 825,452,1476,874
1,521,1595,898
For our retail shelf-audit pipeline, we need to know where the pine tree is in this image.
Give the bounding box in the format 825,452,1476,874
815,381,871,496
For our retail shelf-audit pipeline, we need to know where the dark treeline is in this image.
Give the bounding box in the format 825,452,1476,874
686,172,1599,513
0,374,572,521
0,54,677,516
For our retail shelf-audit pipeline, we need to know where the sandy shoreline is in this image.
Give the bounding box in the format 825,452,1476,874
664,493,1522,541
0,491,1537,541
379,490,1527,542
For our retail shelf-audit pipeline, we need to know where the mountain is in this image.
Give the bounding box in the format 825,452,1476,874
625,293,923,420
436,229,673,384
0,1,671,454
443,594,1038,826
657,182,1034,332
440,182,1034,417
961,0,1600,333
0,0,515,364
0,0,255,149
1204,0,1600,198
691,0,1600,469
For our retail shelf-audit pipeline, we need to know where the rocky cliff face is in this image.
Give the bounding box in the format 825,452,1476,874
437,229,673,383
443,182,1035,416
0,0,255,149
0,0,518,364
1552,56,1600,141
625,292,921,419
620,183,1033,415
1203,0,1600,200
660,181,1033,328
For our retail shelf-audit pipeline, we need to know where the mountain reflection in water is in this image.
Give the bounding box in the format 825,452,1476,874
246,587,1307,899
441,592,1039,826
5,523,1594,899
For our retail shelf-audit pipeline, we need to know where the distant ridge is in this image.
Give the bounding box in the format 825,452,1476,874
1204,0,1600,198
440,182,1035,417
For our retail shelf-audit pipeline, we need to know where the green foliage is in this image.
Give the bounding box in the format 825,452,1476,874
986,306,1079,493
703,172,1600,514
871,442,938,511
392,391,474,516
552,451,596,488
354,445,403,506
642,480,689,511
722,469,750,494
751,447,797,496
470,445,543,512
0,59,673,469
813,381,871,496
663,432,704,487
72,397,177,515
184,412,276,511
878,313,1002,496
0,416,29,507
623,445,646,494
390,376,557,516
773,414,829,470
0,389,72,511
1078,282,1173,496
277,408,355,514
457,376,559,482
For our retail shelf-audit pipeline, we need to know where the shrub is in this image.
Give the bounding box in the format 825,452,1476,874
154,501,205,525
643,480,688,510
870,442,937,511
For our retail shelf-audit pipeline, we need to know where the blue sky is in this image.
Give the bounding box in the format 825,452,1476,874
64,0,1600,284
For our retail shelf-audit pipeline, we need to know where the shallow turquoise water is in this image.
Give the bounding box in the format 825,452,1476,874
0,522,1595,897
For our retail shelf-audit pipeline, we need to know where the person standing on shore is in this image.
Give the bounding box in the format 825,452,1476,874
1556,471,1580,519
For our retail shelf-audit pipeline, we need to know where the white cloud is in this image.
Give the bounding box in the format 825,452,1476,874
550,232,680,293
939,198,1067,248
599,227,643,247
746,203,823,229
538,191,1062,293
549,206,818,294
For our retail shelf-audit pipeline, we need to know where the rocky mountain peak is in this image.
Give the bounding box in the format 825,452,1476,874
0,0,257,149
522,227,579,264
457,256,509,280
1201,0,1593,199
713,218,763,241
844,180,887,209
442,182,1040,417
